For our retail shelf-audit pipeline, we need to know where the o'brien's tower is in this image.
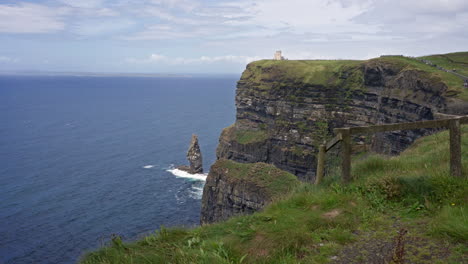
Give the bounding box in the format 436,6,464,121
274,50,285,60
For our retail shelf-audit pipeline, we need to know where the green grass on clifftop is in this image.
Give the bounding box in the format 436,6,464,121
80,126,468,264
420,52,468,76
242,60,364,90
243,52,468,101
213,159,300,198
374,54,468,100
221,125,269,145
235,129,269,145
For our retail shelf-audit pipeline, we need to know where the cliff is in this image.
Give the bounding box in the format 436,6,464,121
200,159,299,225
216,56,468,182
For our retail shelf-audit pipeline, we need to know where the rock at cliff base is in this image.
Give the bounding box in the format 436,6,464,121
200,159,299,225
178,134,203,174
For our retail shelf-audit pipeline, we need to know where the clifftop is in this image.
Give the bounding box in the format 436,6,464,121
245,52,468,101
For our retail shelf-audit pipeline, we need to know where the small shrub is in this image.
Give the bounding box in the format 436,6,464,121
361,175,402,200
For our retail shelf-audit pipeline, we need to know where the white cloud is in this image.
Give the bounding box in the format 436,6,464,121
124,23,232,40
126,53,263,65
353,0,468,39
0,3,68,33
58,0,119,17
127,0,379,41
149,0,199,12
79,7,119,17
58,0,104,8
0,56,19,63
218,0,377,34
71,19,134,36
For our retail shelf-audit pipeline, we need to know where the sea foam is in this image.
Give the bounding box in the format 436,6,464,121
167,168,207,181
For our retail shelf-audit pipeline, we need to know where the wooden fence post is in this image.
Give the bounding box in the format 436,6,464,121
449,118,462,177
341,128,352,183
315,144,326,185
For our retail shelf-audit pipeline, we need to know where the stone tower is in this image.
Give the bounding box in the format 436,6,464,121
274,51,284,60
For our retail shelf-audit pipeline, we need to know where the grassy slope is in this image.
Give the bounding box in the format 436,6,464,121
212,159,300,198
419,52,468,76
242,60,364,90
220,125,269,144
245,52,468,101
379,54,468,100
80,126,468,264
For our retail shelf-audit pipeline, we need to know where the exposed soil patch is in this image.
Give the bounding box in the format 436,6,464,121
330,218,459,264
322,209,341,219
249,233,270,258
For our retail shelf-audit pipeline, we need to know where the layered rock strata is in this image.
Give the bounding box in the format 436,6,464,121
202,58,468,224
200,159,298,225
216,59,468,182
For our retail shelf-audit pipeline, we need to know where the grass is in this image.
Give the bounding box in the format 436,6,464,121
80,126,468,263
220,125,269,145
375,55,468,100
242,52,468,101
241,60,363,89
211,159,300,197
235,129,269,144
420,52,468,76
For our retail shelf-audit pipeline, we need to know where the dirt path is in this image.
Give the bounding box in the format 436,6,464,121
330,217,465,264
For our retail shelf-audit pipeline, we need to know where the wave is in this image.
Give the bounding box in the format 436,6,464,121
189,186,204,199
167,168,207,181
143,165,154,169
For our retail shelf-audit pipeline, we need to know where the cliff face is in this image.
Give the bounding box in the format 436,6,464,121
202,57,468,224
200,159,298,225
216,58,468,181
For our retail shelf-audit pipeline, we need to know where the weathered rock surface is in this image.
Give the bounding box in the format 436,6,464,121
202,58,468,224
216,59,468,182
200,159,298,225
178,134,203,174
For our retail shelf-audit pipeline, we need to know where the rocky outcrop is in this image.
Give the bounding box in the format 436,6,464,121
178,134,203,174
216,59,468,182
200,159,298,225
201,57,468,224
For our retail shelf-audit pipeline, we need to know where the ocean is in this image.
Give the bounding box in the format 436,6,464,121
0,75,237,264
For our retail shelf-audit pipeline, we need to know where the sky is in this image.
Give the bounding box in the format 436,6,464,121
0,0,467,74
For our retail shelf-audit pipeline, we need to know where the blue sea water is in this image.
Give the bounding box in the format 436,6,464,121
0,75,237,264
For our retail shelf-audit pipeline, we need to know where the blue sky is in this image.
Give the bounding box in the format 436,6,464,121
0,0,467,74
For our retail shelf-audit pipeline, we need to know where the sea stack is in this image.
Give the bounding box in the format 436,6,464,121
178,134,203,174
187,134,203,173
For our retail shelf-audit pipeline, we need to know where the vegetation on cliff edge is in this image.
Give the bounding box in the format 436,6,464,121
222,125,269,144
80,125,467,264
241,52,468,101
211,159,299,198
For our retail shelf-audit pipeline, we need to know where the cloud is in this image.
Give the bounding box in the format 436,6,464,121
231,0,377,34
126,53,263,65
126,0,379,41
149,0,199,12
57,0,104,9
353,0,468,39
0,3,68,33
0,56,19,63
71,19,135,36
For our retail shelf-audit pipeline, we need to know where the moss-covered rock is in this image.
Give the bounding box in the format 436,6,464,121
200,159,299,225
